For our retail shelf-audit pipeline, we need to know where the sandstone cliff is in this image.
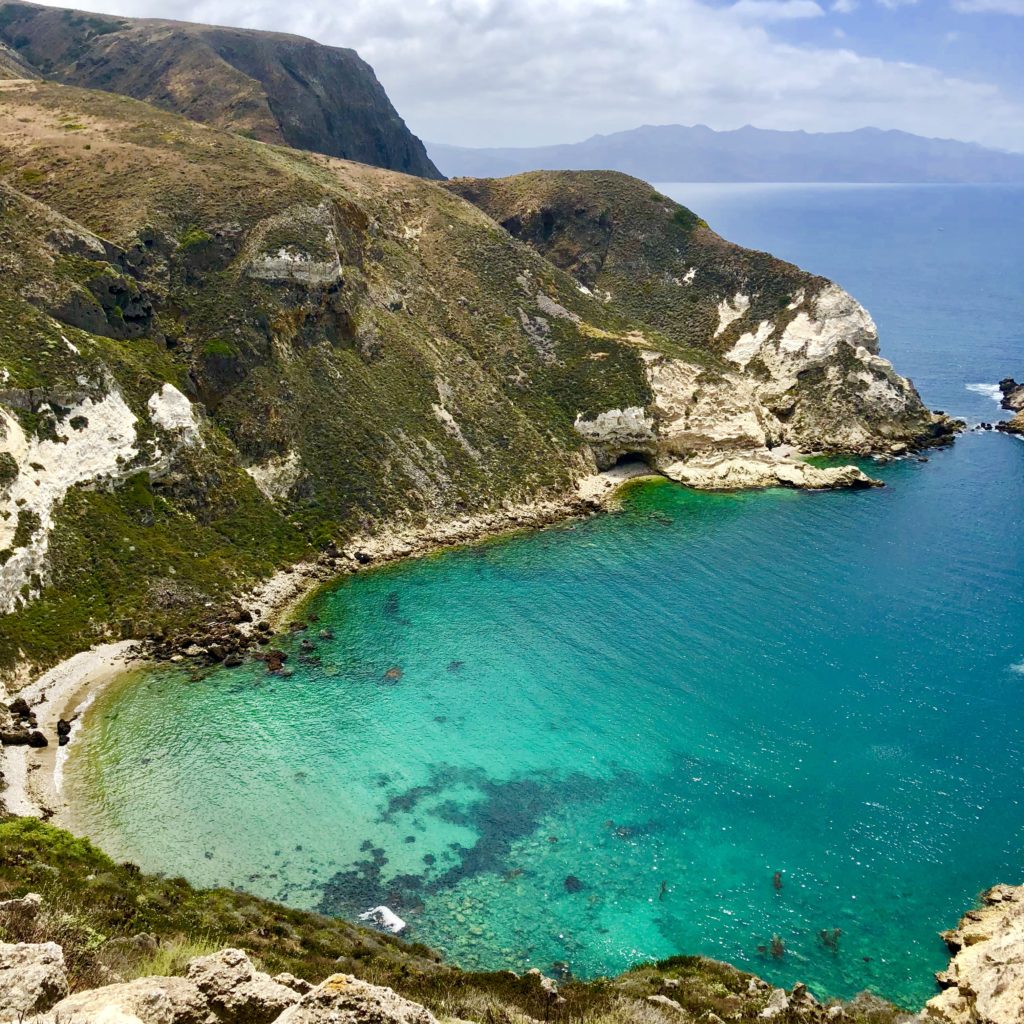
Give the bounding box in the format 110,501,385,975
0,81,954,678
0,1,440,177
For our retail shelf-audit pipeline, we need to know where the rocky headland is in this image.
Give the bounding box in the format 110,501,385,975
0,79,958,685
996,379,1024,436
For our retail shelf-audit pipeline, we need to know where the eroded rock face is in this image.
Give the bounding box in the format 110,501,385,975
45,975,211,1024
997,380,1024,436
186,948,300,1024
0,941,68,1019
923,884,1024,1024
274,974,438,1024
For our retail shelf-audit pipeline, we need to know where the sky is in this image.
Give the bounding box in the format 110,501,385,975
33,0,1024,152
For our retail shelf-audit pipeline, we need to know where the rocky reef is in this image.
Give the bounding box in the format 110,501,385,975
996,379,1024,436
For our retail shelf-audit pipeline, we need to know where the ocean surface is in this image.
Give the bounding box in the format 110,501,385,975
65,184,1024,1008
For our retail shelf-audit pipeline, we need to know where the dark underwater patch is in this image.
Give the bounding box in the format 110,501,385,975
315,764,620,918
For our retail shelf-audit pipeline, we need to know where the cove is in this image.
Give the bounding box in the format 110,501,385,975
63,185,1024,1009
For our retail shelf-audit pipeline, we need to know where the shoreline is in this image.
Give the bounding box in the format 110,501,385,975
1,463,659,824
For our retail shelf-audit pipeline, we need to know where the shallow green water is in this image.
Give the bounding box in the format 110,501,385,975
66,185,1024,1007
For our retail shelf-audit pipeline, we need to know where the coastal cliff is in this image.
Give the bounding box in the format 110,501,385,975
996,379,1024,435
0,1,440,178
0,79,954,677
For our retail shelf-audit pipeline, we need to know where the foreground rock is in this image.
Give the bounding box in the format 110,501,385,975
923,884,1024,1024
0,941,68,1019
44,975,212,1024
186,948,300,1024
275,975,437,1024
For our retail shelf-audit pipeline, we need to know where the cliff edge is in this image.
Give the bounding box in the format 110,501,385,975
0,1,440,177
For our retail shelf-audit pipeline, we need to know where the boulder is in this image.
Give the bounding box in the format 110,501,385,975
0,941,68,1019
273,975,438,1024
186,948,299,1024
46,975,210,1024
759,989,790,1019
0,892,43,930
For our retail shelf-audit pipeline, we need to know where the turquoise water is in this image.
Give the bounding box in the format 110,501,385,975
67,185,1024,1008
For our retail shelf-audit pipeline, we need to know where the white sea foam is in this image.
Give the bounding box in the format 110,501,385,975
965,383,1003,404
53,690,98,793
1011,661,1024,676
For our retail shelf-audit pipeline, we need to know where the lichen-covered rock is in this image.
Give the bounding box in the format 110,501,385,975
274,975,438,1024
0,892,42,929
923,884,1024,1024
45,975,210,1024
0,941,68,1019
186,948,300,1024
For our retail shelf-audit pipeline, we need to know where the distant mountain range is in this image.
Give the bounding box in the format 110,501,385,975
429,125,1024,183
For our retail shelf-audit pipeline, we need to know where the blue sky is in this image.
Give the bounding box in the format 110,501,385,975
773,0,1024,100
38,0,1024,151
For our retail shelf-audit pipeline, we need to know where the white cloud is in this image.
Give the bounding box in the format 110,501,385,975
952,0,1024,11
27,0,1024,152
727,0,825,19
832,0,858,11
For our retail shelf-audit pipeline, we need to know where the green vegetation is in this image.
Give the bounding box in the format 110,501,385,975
0,819,906,1024
178,226,214,249
0,451,17,487
201,338,237,358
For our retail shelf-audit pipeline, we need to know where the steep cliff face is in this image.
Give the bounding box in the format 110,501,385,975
0,83,952,676
448,171,954,475
0,1,440,178
923,884,1024,1024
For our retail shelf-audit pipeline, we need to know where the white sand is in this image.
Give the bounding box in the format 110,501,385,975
1,640,143,819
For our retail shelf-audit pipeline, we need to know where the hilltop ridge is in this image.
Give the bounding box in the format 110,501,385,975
430,124,1024,183
0,1,440,177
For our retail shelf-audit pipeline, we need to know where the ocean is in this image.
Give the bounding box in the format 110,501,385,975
65,184,1024,1008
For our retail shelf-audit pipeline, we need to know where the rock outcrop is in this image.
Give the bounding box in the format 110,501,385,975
186,948,300,1024
274,975,437,1024
923,885,1024,1024
0,1,440,178
997,379,1024,436
0,941,68,1019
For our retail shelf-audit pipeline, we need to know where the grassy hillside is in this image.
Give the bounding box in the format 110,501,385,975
0,82,949,678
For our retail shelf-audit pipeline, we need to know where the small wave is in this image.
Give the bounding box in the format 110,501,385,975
1011,661,1024,676
965,383,1003,404
53,690,98,793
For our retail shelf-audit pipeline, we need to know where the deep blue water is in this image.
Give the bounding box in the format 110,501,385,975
67,185,1024,1009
